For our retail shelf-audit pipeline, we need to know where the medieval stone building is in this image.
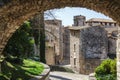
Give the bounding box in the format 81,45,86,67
62,15,118,74
86,18,118,58
69,26,108,74
73,15,86,26
45,19,63,65
62,27,70,65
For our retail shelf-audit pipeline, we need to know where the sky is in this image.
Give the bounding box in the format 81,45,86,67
45,7,112,26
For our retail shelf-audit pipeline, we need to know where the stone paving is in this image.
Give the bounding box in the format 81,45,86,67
49,71,89,80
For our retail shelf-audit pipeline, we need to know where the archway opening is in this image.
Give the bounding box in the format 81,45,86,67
44,7,117,76
0,0,120,79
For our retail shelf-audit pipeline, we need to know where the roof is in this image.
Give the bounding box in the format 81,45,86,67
86,18,116,23
68,26,91,30
45,19,62,25
105,27,118,34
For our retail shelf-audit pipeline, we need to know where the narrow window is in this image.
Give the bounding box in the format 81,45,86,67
74,44,76,52
73,31,75,36
74,58,76,66
109,23,112,26
105,22,107,25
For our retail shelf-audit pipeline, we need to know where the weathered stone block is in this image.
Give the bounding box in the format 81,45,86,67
80,26,108,59
108,37,116,54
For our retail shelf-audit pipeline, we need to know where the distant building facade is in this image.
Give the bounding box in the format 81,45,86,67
45,19,63,65
69,26,108,74
32,14,118,71
62,15,118,74
73,15,86,26
86,18,118,58
62,27,70,64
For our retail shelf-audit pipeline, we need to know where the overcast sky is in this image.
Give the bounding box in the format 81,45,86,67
45,7,111,26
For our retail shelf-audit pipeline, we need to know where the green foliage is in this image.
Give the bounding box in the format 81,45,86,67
22,59,44,75
95,59,116,80
0,59,44,80
5,55,23,64
4,21,34,58
40,29,46,63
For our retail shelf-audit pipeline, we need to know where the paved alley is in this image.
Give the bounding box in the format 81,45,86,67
50,71,89,80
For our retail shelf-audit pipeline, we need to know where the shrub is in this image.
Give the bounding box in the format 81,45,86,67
5,55,23,64
95,59,116,80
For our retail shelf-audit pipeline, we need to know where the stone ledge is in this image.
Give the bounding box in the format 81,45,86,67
29,63,50,80
89,73,96,80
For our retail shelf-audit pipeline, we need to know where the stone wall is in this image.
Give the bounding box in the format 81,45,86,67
83,59,101,74
80,26,108,59
70,26,108,74
73,15,86,26
45,47,55,65
62,27,70,65
108,37,117,54
70,30,80,72
45,19,63,65
117,27,120,80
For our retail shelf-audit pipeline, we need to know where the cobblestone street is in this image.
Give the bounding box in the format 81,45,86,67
50,71,89,80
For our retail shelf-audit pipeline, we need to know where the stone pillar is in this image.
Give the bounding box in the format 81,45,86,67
117,27,120,80
116,27,120,80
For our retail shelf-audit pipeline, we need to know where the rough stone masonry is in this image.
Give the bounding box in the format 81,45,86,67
70,25,108,74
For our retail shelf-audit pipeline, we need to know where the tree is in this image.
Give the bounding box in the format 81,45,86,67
95,59,116,80
30,10,57,63
4,21,34,58
30,12,46,63
39,12,46,63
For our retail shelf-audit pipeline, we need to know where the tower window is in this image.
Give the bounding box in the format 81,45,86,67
73,31,75,36
74,44,76,52
74,58,76,66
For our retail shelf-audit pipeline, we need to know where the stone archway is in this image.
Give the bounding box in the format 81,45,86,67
0,0,120,79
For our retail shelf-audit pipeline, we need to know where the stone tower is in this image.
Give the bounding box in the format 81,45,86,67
69,25,108,74
73,15,86,26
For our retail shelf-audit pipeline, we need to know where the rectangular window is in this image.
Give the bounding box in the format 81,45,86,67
74,58,76,65
73,31,75,36
74,44,76,52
